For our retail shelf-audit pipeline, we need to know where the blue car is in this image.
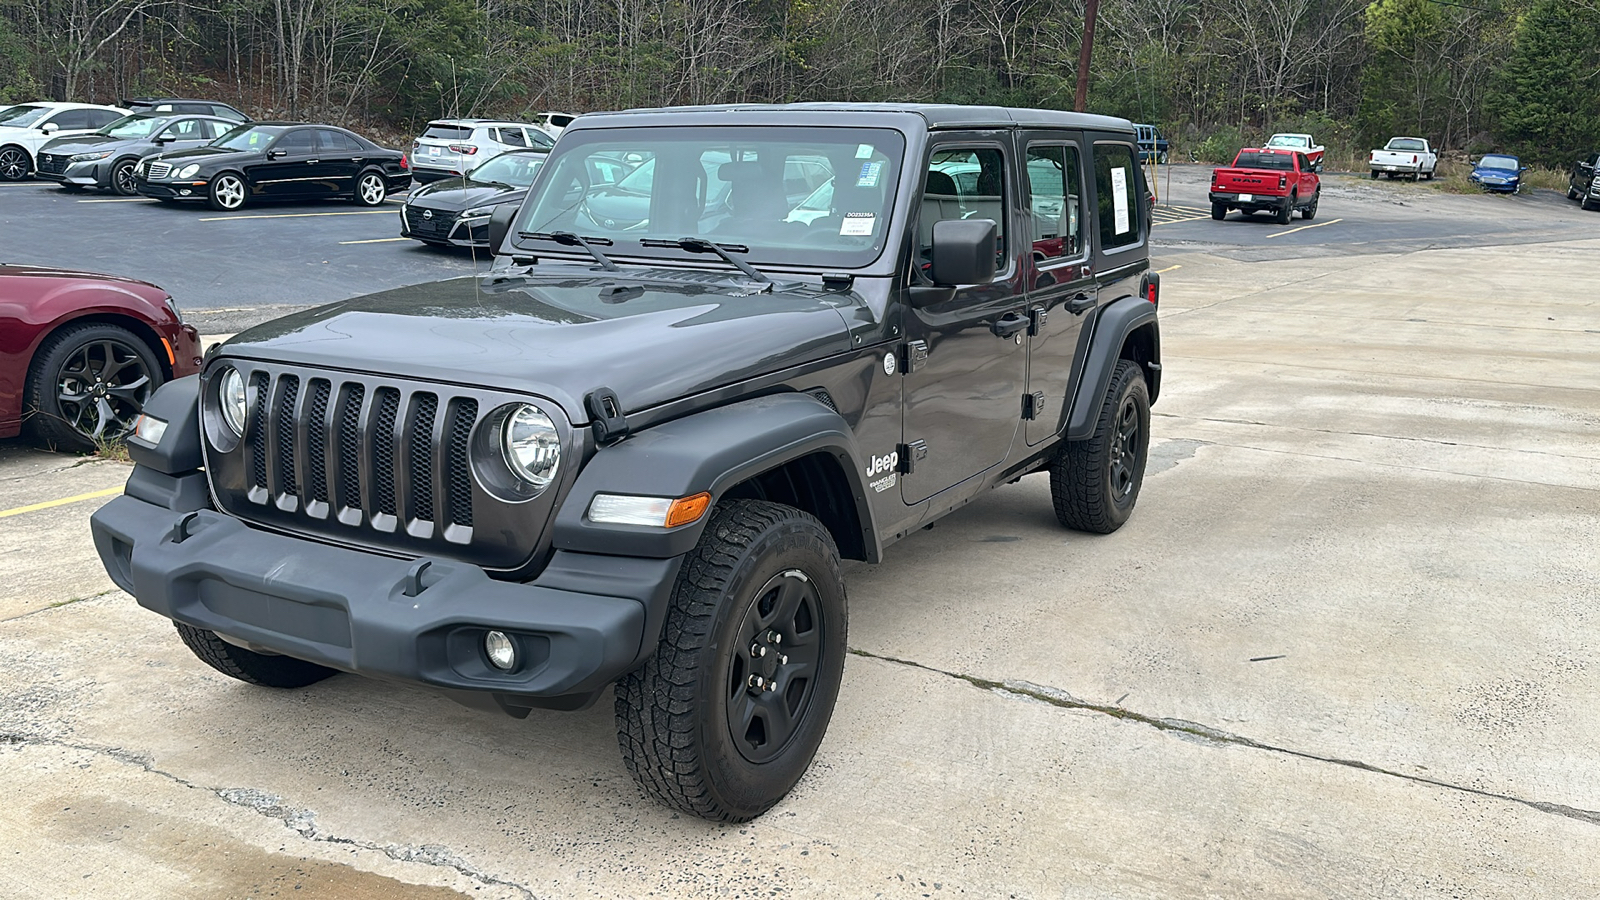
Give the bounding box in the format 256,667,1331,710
1469,154,1526,193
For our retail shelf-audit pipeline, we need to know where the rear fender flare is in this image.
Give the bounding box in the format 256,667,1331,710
551,392,878,560
1065,295,1161,441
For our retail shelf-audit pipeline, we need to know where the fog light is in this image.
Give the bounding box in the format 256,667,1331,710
484,630,516,670
179,189,191,196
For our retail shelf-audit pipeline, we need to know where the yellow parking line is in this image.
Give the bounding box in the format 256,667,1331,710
339,237,409,245
1153,264,1183,274
199,210,397,222
0,486,122,519
77,198,155,203
1267,217,1343,239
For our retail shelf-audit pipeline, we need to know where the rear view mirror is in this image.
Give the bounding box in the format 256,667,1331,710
488,204,517,255
929,219,997,286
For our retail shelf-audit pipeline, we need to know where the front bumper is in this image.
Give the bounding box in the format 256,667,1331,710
91,492,675,708
136,178,208,200
400,205,490,247
35,162,103,187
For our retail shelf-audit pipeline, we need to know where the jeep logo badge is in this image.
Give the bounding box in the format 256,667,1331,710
883,352,896,376
865,451,898,478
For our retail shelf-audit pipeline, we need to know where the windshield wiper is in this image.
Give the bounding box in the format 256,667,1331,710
644,237,772,285
518,231,619,272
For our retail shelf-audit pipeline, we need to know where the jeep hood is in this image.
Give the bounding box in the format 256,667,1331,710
220,270,860,424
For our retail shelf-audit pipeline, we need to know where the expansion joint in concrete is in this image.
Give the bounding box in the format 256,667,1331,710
0,731,537,900
848,648,1600,829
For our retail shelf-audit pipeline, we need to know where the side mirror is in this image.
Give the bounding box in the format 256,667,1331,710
488,204,517,255
39,122,58,134
266,148,286,160
154,134,174,144
929,218,997,286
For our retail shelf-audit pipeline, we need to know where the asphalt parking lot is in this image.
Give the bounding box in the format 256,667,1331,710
2,171,1598,898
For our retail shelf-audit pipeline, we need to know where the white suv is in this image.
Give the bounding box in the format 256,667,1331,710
409,119,557,183
0,102,127,181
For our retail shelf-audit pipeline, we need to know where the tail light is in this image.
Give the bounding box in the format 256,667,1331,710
1279,175,1287,188
1140,271,1160,307
412,140,420,150
400,153,409,170
449,144,478,155
1412,155,1419,163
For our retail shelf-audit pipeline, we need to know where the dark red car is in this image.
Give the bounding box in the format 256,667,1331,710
1,265,201,450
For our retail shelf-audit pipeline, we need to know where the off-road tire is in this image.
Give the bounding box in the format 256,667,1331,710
1210,202,1225,221
615,500,847,822
174,622,338,688
1301,190,1319,220
1276,195,1294,224
1568,186,1580,201
1050,360,1151,534
1370,170,1379,180
23,322,163,452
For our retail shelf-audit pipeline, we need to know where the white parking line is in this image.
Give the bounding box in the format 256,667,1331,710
1267,217,1344,239
339,237,409,244
199,210,397,222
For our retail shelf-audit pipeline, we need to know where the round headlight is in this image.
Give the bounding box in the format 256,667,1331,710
501,404,560,489
219,366,247,436
177,164,200,179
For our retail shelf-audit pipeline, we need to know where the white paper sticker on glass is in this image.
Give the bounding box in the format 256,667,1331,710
1111,166,1130,235
856,144,874,159
840,212,875,235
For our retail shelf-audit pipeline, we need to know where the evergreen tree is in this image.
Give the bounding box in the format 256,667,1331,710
1489,0,1600,166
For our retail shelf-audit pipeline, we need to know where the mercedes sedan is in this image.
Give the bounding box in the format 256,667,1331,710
135,122,411,210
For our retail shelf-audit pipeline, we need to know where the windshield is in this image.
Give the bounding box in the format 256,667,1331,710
1269,135,1307,148
1234,151,1295,170
0,105,49,127
469,151,546,187
212,124,285,151
101,114,166,139
1480,155,1518,170
514,125,906,269
1387,138,1426,151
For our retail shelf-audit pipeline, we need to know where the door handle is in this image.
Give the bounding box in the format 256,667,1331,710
991,312,1029,338
306,158,319,164
1066,292,1096,315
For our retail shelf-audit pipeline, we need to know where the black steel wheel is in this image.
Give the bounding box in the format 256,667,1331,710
615,500,847,822
1050,360,1151,534
24,322,163,451
0,145,30,181
111,158,139,195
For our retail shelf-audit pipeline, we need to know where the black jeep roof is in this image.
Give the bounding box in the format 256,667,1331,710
573,103,1134,134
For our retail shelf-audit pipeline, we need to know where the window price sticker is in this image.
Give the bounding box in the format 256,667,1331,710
840,212,875,235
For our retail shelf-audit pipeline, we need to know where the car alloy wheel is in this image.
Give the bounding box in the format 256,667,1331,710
211,174,245,210
54,337,155,441
357,172,386,206
0,146,29,181
112,160,138,195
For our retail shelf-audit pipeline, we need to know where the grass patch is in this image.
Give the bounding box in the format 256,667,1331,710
90,436,132,463
1423,159,1569,196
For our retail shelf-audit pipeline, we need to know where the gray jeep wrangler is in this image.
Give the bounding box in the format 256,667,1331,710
92,104,1161,822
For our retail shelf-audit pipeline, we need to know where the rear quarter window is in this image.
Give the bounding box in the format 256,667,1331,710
1093,143,1142,252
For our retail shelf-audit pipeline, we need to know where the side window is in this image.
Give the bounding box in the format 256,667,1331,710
527,129,555,149
48,110,89,130
1025,143,1084,264
497,127,527,147
274,130,316,154
163,118,202,139
315,129,350,152
1093,143,1141,251
920,146,1007,262
204,120,231,140
87,109,121,128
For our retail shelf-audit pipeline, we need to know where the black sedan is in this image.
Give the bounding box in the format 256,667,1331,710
400,147,547,248
134,122,411,211
36,113,235,194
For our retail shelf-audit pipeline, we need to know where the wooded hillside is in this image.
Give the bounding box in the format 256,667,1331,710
2,0,1597,165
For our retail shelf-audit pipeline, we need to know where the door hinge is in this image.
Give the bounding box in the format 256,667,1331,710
896,440,927,474
901,340,929,374
1028,306,1048,337
1022,391,1046,421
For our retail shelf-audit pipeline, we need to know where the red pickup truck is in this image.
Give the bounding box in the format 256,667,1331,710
1209,148,1320,224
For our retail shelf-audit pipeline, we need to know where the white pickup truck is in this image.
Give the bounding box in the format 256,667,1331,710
1370,137,1438,180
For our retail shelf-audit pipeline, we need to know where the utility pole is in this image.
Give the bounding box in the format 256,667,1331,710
1074,0,1101,112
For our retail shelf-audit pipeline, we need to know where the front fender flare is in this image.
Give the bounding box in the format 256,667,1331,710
551,393,876,560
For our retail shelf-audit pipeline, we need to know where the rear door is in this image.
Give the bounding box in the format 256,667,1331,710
155,117,214,153
1020,134,1098,446
1085,136,1148,343
315,129,360,194
899,135,1028,505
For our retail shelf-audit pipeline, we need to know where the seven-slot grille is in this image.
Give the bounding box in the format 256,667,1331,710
241,371,479,535
37,153,68,175
147,161,172,179
206,362,566,573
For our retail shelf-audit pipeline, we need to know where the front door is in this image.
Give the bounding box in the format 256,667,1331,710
252,129,328,199
1020,136,1098,445
899,137,1027,505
